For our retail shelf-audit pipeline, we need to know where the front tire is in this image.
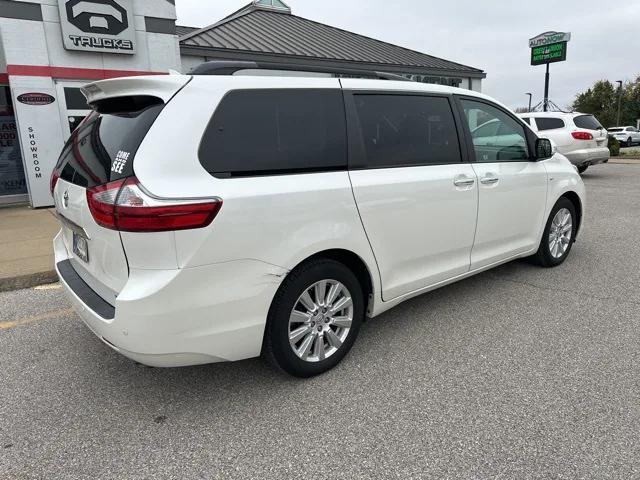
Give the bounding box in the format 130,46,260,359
263,259,364,378
627,137,633,147
531,197,577,268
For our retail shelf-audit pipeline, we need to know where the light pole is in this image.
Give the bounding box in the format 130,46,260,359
616,80,623,126
525,93,533,112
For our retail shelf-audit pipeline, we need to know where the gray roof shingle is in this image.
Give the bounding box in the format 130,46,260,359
180,8,484,75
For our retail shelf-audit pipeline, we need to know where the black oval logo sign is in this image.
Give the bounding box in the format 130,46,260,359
17,93,56,106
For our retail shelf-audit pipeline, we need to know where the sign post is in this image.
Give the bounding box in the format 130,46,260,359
529,31,571,112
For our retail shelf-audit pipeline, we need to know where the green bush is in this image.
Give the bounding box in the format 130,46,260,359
608,136,620,157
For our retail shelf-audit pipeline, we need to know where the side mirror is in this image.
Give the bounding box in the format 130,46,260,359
535,138,555,160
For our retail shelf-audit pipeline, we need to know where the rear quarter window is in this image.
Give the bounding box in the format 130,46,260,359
198,89,347,177
573,115,603,130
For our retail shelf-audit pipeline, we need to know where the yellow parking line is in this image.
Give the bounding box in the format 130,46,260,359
0,308,74,330
33,283,62,291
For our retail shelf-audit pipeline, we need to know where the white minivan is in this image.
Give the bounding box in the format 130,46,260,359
52,62,585,377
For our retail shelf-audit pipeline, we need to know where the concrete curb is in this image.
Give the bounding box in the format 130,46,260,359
0,270,58,293
609,158,640,164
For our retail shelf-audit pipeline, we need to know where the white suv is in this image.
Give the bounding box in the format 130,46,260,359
518,112,609,173
608,126,640,147
52,62,586,377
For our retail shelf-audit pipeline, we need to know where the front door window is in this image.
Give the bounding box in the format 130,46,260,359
462,99,529,162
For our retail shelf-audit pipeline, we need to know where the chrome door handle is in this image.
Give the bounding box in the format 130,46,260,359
453,177,475,187
480,176,499,185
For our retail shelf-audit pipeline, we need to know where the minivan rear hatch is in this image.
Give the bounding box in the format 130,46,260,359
52,75,190,304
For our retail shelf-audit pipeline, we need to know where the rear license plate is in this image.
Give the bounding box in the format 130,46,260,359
73,232,89,263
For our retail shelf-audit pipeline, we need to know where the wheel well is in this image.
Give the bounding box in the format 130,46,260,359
561,191,582,237
301,249,374,315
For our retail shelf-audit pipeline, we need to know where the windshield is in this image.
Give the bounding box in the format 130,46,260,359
608,128,624,132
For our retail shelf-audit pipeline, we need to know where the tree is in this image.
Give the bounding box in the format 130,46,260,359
572,77,640,127
621,76,640,127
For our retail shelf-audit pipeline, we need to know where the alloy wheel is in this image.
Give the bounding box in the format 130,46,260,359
548,208,573,259
288,280,353,363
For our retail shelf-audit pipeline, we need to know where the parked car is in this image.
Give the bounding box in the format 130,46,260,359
51,62,586,377
518,112,609,173
607,126,640,147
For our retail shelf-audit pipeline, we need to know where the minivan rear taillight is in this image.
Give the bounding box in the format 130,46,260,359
87,177,222,232
572,131,594,140
50,170,60,196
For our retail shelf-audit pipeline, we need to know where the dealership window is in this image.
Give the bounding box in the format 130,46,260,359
461,99,529,162
64,88,90,110
0,85,28,197
352,94,461,168
199,89,347,177
62,87,91,135
535,117,565,131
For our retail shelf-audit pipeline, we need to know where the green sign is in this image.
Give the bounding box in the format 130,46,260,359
531,41,567,66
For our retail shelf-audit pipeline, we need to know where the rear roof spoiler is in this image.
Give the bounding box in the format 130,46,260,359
81,75,191,106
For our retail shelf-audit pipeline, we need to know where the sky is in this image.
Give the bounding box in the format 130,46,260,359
175,0,640,110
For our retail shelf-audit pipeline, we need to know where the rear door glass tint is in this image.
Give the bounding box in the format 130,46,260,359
351,94,461,168
535,117,565,131
199,89,347,177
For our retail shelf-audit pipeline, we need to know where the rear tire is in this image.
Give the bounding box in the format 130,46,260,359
531,197,577,268
263,258,364,378
577,165,588,174
627,137,633,147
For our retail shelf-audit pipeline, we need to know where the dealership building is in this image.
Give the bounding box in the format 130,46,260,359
0,0,485,207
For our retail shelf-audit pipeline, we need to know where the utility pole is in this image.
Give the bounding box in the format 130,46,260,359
543,63,550,112
616,80,623,126
525,93,533,112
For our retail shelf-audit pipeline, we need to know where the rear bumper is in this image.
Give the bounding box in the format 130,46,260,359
564,147,610,166
54,232,287,367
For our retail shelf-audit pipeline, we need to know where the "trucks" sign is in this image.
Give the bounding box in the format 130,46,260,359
57,0,136,55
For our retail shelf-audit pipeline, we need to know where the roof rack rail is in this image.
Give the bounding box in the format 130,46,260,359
189,60,412,82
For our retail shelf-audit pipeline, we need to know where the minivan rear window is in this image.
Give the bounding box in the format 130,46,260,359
198,89,347,177
54,101,164,188
573,115,603,130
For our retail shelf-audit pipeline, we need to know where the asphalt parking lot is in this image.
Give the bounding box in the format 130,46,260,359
1,163,639,479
